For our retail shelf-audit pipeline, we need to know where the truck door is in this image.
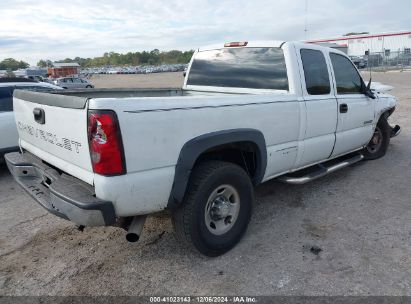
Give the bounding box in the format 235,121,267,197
294,47,338,168
328,53,374,157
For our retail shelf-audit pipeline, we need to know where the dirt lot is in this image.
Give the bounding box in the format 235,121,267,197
0,71,410,296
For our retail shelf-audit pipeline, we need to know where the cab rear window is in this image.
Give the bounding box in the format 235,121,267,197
187,47,289,90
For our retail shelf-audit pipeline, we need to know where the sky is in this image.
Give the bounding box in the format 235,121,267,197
1,0,410,65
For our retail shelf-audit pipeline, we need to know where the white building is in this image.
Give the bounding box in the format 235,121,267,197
307,30,411,56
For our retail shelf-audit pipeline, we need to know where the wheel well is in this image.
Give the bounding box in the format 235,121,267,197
376,107,395,123
168,129,267,208
194,141,259,182
382,107,395,120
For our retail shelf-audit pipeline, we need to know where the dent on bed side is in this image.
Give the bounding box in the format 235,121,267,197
167,128,267,208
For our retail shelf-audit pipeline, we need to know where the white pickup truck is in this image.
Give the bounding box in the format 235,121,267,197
6,41,400,256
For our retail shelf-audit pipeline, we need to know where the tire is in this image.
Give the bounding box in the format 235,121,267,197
86,85,92,88
362,117,391,160
172,161,253,256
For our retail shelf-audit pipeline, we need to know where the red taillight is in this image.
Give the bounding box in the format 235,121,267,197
88,110,125,176
224,41,248,47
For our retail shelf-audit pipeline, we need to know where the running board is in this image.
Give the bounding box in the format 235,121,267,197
278,153,364,185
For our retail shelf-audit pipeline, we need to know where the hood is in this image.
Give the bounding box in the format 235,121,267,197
371,82,393,93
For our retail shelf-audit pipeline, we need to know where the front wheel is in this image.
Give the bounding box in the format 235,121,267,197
172,161,253,256
362,117,391,160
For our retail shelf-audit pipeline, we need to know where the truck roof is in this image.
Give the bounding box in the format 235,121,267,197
198,40,346,55
198,40,285,51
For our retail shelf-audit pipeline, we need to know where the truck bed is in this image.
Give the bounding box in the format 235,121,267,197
12,87,297,189
14,88,245,108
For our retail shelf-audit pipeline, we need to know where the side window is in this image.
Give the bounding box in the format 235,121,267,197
0,87,13,112
330,53,363,94
300,49,331,95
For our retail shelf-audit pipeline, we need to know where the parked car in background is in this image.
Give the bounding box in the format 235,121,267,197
54,77,94,89
80,64,188,75
26,75,45,82
0,78,61,160
349,56,367,69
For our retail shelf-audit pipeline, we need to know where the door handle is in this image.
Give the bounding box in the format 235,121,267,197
340,104,348,113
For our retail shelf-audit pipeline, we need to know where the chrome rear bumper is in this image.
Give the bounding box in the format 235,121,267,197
5,151,116,227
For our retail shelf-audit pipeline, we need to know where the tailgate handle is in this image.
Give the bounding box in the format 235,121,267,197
33,108,45,124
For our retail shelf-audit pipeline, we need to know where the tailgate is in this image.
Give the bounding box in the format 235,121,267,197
13,90,94,185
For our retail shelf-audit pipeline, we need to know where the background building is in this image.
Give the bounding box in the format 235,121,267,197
14,67,48,78
48,62,80,78
308,30,411,69
315,43,348,54
307,30,411,56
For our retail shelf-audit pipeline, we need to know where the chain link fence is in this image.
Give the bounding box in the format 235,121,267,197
364,49,411,71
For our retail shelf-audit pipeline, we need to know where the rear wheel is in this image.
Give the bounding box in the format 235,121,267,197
172,161,253,256
86,85,92,88
362,117,391,160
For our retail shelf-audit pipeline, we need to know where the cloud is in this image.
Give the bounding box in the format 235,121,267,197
0,0,410,64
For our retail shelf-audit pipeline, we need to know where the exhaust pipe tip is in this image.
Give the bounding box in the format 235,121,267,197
126,232,140,243
125,215,146,243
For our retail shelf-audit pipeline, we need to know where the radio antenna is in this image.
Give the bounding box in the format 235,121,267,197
304,0,308,40
368,49,372,82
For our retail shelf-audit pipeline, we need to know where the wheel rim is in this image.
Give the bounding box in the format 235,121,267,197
366,127,383,154
205,184,240,236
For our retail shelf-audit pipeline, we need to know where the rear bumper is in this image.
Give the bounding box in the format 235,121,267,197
5,151,116,227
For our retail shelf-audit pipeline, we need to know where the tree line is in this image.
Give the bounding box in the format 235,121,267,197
0,49,193,71
37,49,194,68
0,58,29,70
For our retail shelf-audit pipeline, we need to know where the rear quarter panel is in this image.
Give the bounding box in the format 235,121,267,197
89,94,301,216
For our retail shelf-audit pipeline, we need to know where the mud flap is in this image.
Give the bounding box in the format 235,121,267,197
390,125,401,138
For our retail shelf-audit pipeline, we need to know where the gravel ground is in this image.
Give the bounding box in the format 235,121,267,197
0,71,410,296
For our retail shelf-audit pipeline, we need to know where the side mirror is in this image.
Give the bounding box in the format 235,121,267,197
183,71,186,77
364,78,376,99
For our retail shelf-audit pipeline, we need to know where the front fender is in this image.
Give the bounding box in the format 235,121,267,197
374,93,397,122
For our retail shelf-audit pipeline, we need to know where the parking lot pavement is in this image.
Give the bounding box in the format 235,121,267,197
0,72,410,296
